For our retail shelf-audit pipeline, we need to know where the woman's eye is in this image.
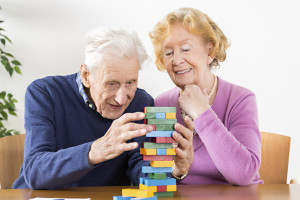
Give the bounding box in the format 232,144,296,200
182,44,191,52
164,50,173,57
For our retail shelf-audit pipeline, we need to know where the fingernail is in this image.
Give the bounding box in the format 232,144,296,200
139,113,145,118
140,129,146,134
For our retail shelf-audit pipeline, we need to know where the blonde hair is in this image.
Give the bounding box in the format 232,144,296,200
149,7,230,71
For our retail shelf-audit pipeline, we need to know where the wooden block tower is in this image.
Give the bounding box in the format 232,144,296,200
113,107,177,200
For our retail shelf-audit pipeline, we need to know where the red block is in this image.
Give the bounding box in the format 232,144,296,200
143,155,173,161
151,137,176,143
150,125,156,131
157,185,167,192
144,119,147,124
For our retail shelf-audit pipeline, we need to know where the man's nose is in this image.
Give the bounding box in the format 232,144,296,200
114,87,127,105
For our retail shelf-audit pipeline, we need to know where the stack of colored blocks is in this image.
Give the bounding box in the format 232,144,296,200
113,107,177,200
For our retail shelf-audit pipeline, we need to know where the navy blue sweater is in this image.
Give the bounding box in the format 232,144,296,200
13,73,153,189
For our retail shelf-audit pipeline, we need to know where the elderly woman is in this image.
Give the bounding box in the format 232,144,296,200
149,8,262,186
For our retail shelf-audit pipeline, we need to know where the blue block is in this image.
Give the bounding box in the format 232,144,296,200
155,112,165,119
156,149,166,155
142,166,173,173
131,196,157,200
146,131,173,137
140,177,176,186
113,196,132,200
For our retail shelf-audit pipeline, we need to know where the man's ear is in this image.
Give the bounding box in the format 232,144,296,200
80,64,91,88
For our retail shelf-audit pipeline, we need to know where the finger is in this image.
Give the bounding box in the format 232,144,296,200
202,88,208,95
120,142,139,152
118,112,145,125
184,116,194,132
174,123,193,141
175,147,185,158
121,128,147,141
122,123,153,132
172,131,189,149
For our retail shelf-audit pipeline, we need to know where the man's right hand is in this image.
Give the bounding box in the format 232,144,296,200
88,112,153,165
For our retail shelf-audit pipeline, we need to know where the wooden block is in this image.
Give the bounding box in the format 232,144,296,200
131,196,157,200
150,125,156,131
122,188,154,198
166,185,177,192
144,119,147,124
166,149,176,155
143,142,173,149
157,185,167,192
156,149,166,155
145,107,176,113
154,192,174,197
113,196,132,200
155,112,165,119
139,184,157,192
166,113,176,119
151,137,176,143
140,148,156,155
145,112,156,119
142,166,172,173
149,173,166,180
140,177,176,186
165,124,175,131
150,160,174,167
146,131,173,137
142,155,173,161
155,124,166,131
147,119,177,125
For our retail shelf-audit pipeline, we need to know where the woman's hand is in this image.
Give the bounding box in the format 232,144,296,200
178,84,210,120
172,116,194,176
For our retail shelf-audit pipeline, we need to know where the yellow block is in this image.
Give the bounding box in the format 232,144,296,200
140,148,156,155
166,112,176,119
139,184,157,192
122,188,154,198
167,185,177,191
150,160,174,167
166,148,176,155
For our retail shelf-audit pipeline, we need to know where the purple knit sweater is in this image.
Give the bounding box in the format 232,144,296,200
155,77,263,185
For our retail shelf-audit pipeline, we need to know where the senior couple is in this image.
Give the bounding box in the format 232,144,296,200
13,8,262,189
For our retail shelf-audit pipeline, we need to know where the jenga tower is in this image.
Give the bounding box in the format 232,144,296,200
113,107,177,200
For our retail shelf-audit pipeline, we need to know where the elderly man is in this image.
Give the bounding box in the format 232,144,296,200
13,27,154,189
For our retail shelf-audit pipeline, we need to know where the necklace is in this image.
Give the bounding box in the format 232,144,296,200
208,74,218,98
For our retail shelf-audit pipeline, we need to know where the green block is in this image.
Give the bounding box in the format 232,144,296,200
147,119,177,125
165,124,175,131
145,107,176,113
145,112,156,119
149,173,166,179
156,124,166,131
143,142,173,149
154,192,174,197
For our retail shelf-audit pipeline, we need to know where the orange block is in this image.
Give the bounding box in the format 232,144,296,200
167,185,177,191
166,113,176,119
150,160,174,167
122,188,154,198
166,149,176,155
140,148,156,155
139,184,157,192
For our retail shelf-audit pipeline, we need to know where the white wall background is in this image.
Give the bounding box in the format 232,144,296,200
1,0,299,183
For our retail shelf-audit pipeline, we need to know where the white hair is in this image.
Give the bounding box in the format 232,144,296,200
84,27,149,71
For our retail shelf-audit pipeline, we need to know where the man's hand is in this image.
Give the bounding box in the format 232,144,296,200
88,112,153,165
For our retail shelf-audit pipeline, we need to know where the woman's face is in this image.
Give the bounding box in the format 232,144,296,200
162,23,213,89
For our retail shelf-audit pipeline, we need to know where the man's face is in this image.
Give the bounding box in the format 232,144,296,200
81,57,139,119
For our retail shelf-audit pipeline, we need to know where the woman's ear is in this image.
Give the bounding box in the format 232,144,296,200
80,64,91,88
206,42,214,65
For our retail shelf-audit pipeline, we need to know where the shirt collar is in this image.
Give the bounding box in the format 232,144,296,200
76,71,96,110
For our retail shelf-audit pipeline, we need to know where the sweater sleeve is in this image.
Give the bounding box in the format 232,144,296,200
23,81,93,189
194,93,261,186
